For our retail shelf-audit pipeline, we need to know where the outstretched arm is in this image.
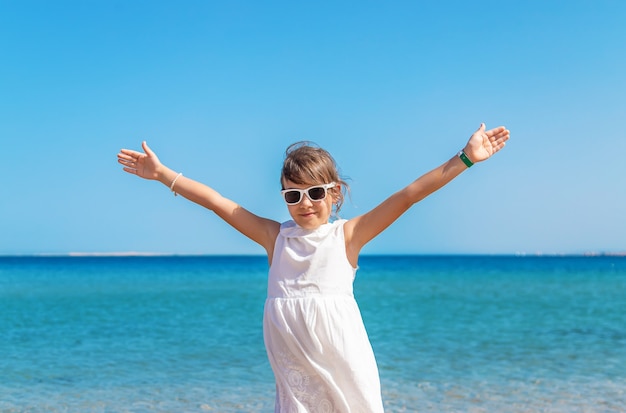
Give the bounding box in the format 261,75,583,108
344,124,509,265
117,142,280,255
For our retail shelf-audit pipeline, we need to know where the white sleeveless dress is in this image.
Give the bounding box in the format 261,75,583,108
263,219,384,413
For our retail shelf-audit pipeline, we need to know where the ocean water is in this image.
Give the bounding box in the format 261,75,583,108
1,255,625,412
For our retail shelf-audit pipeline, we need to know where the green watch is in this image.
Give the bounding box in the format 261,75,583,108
458,150,474,168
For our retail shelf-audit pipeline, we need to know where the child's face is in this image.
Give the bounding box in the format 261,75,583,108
282,180,337,229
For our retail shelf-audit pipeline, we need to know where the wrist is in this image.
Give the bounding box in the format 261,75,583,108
169,172,183,196
457,150,474,168
156,167,176,185
157,168,183,196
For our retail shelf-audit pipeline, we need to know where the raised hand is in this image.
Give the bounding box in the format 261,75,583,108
463,123,510,163
117,141,162,180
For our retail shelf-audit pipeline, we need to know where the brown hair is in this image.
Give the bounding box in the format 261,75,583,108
281,141,349,214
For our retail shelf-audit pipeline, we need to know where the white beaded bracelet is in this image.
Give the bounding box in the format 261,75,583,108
170,172,183,196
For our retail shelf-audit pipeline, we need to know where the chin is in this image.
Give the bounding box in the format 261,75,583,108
294,216,326,229
296,221,318,229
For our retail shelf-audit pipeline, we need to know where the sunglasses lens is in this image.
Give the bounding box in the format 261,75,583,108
284,191,302,204
308,187,326,201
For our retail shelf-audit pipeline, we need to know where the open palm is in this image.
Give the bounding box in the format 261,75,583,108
117,141,162,180
464,123,510,163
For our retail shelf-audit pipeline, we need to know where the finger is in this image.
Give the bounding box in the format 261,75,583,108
491,132,509,150
117,157,136,167
117,152,137,162
491,128,510,143
492,140,507,153
474,123,486,135
122,166,138,174
142,141,156,157
484,126,507,138
119,148,143,157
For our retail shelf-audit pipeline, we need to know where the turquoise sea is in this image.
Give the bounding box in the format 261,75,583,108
1,255,625,412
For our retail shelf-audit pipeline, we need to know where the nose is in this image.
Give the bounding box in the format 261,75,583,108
299,193,314,207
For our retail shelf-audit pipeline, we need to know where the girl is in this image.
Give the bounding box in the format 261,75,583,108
117,123,509,412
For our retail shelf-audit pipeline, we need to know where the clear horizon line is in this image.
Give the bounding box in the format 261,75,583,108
1,251,625,257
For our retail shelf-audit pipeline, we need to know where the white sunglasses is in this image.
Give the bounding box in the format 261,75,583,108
281,182,336,205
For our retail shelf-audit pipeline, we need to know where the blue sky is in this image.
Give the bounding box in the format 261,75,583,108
1,0,625,255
